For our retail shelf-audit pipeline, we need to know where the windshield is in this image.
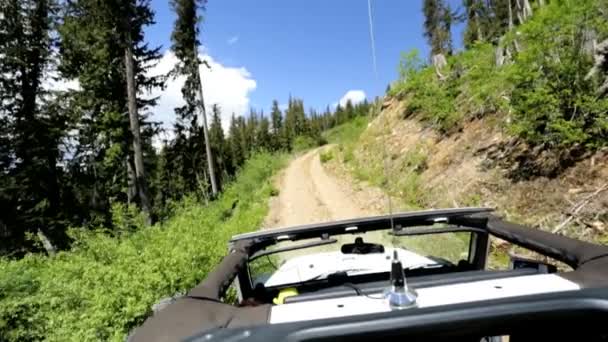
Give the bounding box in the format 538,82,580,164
249,230,472,288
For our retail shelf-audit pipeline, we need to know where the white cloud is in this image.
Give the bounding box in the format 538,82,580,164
336,90,367,107
147,49,257,134
40,49,255,148
227,35,239,45
42,72,80,92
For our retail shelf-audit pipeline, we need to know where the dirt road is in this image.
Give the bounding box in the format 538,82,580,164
265,147,383,229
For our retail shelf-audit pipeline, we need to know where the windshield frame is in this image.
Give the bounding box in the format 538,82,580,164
237,210,492,292
247,229,479,288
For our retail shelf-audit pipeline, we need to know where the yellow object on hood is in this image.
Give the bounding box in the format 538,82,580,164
273,287,299,305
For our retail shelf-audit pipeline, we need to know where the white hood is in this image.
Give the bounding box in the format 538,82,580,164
264,248,436,287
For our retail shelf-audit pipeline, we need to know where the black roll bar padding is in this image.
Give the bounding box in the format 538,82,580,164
484,215,608,269
188,239,253,300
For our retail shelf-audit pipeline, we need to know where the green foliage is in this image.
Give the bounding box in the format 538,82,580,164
319,150,334,163
423,0,453,56
506,0,608,148
269,185,280,197
292,135,319,152
110,202,149,237
324,115,370,145
392,50,460,133
455,43,512,118
0,153,286,342
0,0,70,254
394,146,428,207
391,0,608,150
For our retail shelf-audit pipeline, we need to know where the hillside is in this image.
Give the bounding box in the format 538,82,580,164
324,99,607,245
322,0,608,246
1,0,607,340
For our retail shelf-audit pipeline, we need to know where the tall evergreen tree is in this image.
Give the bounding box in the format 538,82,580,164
257,113,272,151
227,114,245,171
170,0,218,196
423,0,453,57
463,0,486,47
122,1,152,220
0,0,69,253
209,104,228,188
270,100,284,150
59,0,163,221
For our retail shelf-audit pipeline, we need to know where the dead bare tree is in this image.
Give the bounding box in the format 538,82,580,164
433,53,448,80
194,50,218,197
586,38,608,96
37,228,56,256
124,20,152,223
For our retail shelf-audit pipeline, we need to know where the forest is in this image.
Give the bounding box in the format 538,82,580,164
399,0,607,154
0,0,372,257
1,0,607,341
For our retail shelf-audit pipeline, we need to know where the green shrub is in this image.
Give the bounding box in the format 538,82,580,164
392,49,461,133
323,116,369,145
0,153,286,342
506,0,608,149
269,185,280,197
319,150,334,163
292,135,325,152
110,202,149,237
455,43,512,118
390,0,608,150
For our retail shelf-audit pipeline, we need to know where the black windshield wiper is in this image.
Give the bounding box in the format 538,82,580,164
405,263,444,271
305,268,378,282
249,238,337,261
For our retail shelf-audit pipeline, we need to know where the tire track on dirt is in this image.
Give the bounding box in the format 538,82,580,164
266,147,379,229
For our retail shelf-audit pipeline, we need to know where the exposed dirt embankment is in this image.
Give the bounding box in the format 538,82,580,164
325,97,608,244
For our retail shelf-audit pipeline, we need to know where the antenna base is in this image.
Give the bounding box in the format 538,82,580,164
385,286,418,309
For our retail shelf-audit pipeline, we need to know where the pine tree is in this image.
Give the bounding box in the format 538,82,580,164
122,1,152,220
337,104,346,125
209,104,228,189
463,0,486,47
0,0,69,253
228,114,245,171
344,100,355,121
423,0,453,57
257,113,272,151
270,100,284,150
59,0,163,221
170,0,218,196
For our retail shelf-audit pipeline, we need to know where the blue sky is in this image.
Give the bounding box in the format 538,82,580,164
145,0,463,130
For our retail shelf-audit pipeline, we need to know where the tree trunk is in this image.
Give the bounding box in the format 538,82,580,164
516,0,525,25
522,0,533,19
586,39,608,95
508,0,514,31
126,155,136,204
37,228,56,256
124,34,152,222
476,16,484,42
496,45,505,66
432,53,448,80
508,0,521,53
194,53,218,197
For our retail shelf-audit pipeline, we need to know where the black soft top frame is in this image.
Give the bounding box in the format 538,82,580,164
130,208,608,342
230,207,493,244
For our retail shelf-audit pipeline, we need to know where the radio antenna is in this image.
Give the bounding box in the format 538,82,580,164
367,0,395,230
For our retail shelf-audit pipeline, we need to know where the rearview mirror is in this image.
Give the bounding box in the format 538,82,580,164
341,237,384,254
